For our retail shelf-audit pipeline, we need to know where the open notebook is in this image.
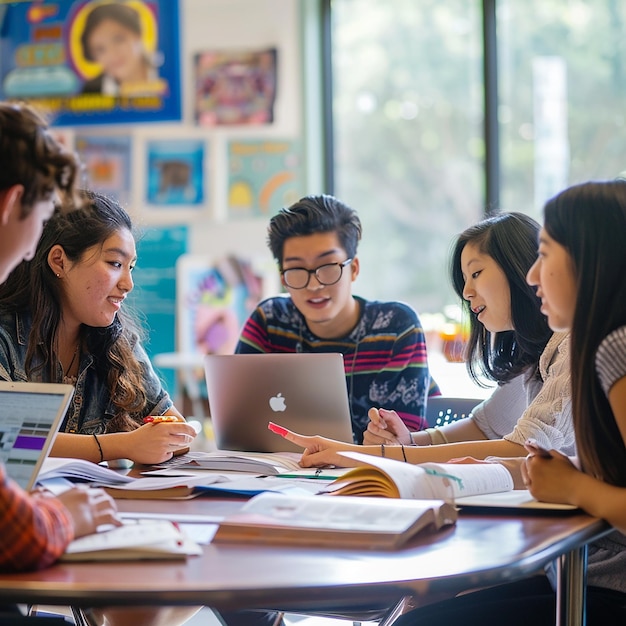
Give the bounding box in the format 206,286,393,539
204,353,355,453
0,380,74,490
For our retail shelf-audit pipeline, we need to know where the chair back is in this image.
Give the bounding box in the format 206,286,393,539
426,396,481,428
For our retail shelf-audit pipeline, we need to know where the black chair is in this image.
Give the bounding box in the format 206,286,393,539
425,397,481,428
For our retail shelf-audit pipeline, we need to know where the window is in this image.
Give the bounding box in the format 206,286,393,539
498,0,626,218
329,0,626,314
330,0,484,314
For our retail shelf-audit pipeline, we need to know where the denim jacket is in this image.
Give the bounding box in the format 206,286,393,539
0,311,172,434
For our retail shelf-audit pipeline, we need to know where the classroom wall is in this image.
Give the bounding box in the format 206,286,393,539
40,0,310,393
58,0,306,270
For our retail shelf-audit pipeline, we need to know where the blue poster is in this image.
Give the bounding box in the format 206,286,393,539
129,224,188,394
0,0,181,125
146,139,205,206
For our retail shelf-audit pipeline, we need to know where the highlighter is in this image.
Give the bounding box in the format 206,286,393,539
143,415,180,424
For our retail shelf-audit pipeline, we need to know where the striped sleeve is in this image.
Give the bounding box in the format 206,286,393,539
0,464,74,572
235,307,271,353
595,326,626,396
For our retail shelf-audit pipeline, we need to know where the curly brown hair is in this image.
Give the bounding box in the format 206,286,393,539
0,101,82,215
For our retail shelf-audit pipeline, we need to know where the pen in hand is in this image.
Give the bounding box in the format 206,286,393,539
143,415,180,424
524,438,553,458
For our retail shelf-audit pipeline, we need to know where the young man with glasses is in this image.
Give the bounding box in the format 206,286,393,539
236,194,440,443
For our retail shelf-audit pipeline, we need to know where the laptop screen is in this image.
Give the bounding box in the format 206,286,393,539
0,381,74,490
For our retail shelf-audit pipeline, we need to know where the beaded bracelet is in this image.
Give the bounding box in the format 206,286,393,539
93,433,104,463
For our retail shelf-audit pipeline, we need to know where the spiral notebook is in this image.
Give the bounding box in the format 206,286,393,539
0,380,74,490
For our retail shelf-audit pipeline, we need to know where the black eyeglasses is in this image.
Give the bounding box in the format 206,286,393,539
281,259,353,289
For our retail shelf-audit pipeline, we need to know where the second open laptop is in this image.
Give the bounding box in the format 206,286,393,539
0,380,75,491
204,353,354,453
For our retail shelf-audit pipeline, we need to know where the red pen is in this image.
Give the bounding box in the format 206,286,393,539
268,421,289,437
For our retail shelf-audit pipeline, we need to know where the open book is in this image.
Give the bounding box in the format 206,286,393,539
151,450,303,474
212,491,457,549
61,519,202,561
322,453,577,510
321,451,515,500
37,457,227,499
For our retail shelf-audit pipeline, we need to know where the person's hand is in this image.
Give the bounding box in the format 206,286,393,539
363,407,412,445
128,421,197,464
522,448,580,504
56,486,121,538
268,422,361,468
481,456,526,488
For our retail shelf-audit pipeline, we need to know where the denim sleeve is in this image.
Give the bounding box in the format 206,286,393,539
135,342,173,417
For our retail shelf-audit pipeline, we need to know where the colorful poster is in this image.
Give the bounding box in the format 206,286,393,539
75,133,131,205
146,139,205,206
176,255,263,358
228,139,303,217
194,48,277,126
0,0,181,125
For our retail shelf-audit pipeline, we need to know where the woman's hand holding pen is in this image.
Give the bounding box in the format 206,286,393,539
122,417,197,464
268,422,362,468
522,438,581,504
363,407,412,445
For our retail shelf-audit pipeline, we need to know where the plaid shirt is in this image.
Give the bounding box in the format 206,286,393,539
0,463,74,572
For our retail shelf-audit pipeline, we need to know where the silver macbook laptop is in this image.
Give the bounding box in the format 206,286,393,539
204,353,354,453
0,381,74,490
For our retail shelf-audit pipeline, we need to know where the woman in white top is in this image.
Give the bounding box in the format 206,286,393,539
272,212,576,467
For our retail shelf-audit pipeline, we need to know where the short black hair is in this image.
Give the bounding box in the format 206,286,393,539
267,194,362,266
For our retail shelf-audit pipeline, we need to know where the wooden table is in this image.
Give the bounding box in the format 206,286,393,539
0,497,609,626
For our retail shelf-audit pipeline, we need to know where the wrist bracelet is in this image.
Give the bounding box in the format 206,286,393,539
425,427,449,446
93,433,104,463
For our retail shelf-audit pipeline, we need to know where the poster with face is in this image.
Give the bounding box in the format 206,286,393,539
0,0,181,125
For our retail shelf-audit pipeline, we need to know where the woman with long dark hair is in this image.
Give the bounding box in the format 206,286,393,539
0,190,196,465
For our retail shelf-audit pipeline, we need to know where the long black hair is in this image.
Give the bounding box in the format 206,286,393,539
450,212,552,385
0,190,149,431
543,180,626,485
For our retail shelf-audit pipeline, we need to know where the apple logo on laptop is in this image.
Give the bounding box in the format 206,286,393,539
269,393,287,412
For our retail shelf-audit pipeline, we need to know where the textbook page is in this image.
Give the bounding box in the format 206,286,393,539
213,491,458,549
454,489,579,511
37,456,229,499
322,451,514,500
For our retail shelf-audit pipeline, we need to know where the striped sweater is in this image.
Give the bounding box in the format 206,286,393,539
236,295,440,442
